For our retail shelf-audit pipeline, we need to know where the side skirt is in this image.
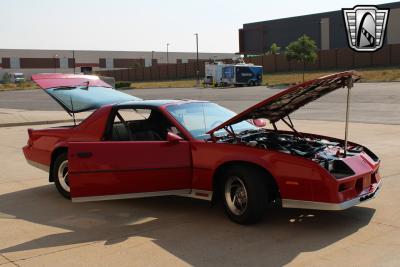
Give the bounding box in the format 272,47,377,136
72,189,213,203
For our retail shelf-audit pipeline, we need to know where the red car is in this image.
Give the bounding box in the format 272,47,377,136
23,72,381,224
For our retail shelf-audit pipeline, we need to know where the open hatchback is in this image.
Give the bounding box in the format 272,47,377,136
32,73,141,115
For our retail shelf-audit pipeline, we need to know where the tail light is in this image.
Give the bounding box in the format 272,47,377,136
371,169,378,184
355,178,363,194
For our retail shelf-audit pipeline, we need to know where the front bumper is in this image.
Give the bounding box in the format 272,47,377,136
282,179,382,210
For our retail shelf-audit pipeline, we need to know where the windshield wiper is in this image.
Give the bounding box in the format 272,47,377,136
53,86,79,91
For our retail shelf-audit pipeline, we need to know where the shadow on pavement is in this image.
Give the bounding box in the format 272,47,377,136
0,184,375,266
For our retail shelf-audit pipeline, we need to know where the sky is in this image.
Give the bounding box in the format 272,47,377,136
0,0,392,53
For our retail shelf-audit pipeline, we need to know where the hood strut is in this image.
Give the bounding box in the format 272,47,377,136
344,77,354,157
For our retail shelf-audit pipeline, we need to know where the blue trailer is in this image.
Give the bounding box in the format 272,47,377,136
222,64,263,86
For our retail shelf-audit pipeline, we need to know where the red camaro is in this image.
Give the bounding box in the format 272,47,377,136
23,72,381,224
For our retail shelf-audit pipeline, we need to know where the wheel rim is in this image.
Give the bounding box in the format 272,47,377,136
57,160,70,192
224,176,248,216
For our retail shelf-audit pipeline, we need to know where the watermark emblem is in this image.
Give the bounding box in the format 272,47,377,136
343,5,389,52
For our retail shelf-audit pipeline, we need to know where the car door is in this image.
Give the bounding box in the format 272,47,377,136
68,140,192,202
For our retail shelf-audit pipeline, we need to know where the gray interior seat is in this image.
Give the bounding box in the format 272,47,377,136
111,123,130,141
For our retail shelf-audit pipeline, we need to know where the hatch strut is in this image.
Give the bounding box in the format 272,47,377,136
69,95,76,126
344,76,354,157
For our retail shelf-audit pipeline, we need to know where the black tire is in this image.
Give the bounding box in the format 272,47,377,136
222,165,268,224
52,152,71,199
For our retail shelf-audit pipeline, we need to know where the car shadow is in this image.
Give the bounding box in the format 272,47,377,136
0,185,375,266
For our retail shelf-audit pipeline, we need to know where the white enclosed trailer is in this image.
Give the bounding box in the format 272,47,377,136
204,62,229,86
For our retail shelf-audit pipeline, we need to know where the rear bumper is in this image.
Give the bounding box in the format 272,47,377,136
26,159,50,172
282,179,382,210
23,145,50,172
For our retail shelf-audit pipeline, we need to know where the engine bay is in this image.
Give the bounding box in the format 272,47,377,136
217,129,373,178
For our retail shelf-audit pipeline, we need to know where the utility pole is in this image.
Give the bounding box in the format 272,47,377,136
166,43,170,64
72,50,76,74
195,33,199,86
54,54,58,73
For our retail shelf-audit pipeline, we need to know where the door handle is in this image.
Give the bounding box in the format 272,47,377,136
77,152,93,158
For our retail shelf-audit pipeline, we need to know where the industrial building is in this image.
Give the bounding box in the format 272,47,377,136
239,1,400,55
0,49,235,79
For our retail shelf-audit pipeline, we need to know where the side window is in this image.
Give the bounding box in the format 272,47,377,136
118,109,151,121
109,108,182,141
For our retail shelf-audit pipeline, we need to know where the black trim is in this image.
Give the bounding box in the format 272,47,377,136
70,166,191,175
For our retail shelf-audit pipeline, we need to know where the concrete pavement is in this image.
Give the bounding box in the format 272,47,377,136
0,120,399,266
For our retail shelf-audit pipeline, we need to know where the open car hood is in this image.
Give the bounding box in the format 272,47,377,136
207,71,360,135
32,74,141,114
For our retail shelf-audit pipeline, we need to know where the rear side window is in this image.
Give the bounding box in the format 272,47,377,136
117,109,151,121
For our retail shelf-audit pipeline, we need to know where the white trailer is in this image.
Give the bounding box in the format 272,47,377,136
203,62,228,86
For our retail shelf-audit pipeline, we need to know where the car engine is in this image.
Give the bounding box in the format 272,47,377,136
217,129,376,178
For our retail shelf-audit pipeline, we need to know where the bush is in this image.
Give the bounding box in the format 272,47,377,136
1,72,10,84
115,82,132,89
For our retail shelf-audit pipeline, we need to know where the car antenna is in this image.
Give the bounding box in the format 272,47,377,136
69,95,76,126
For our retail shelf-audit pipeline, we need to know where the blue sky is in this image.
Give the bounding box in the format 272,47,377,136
0,0,391,52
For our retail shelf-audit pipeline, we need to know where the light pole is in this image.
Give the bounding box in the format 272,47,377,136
54,54,58,73
151,50,155,64
166,43,170,64
72,50,76,74
194,33,199,86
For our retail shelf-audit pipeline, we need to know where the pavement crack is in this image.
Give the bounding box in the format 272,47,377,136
0,253,19,266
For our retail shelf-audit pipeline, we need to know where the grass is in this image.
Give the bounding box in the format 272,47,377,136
264,68,400,86
127,67,400,89
127,79,198,89
0,82,38,91
1,67,400,91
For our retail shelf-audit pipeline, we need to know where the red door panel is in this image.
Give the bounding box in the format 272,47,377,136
68,141,192,200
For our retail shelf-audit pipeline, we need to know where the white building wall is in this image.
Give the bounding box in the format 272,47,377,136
0,49,236,79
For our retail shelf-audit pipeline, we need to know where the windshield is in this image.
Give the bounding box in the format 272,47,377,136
167,102,257,140
45,86,141,113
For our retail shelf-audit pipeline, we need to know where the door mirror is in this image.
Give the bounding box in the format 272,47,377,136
252,118,267,128
167,132,183,143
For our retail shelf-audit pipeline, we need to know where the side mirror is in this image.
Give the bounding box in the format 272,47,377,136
252,118,267,128
167,132,183,143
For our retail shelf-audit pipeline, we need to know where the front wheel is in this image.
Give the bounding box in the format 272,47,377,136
52,152,71,199
222,166,268,224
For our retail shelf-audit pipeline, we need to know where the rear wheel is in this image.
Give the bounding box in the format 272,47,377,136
52,152,70,199
222,166,267,224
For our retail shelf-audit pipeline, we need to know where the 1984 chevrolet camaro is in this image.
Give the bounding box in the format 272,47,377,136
23,71,382,224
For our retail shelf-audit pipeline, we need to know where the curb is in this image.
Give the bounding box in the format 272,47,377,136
0,119,81,128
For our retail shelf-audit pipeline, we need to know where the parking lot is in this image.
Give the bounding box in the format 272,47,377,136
0,83,399,266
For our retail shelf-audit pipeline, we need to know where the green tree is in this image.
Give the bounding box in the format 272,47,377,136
268,43,281,55
1,72,10,84
285,35,318,82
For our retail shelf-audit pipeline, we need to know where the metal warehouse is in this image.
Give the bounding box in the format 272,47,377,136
0,49,235,78
239,1,400,55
